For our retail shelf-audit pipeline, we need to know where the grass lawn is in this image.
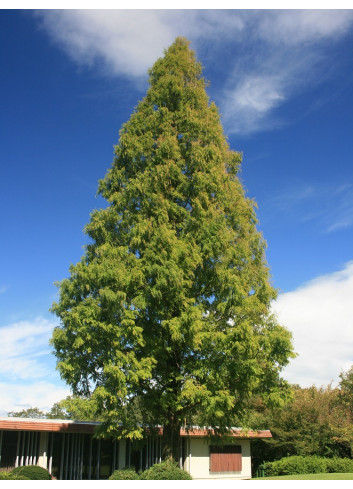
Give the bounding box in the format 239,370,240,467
254,473,353,480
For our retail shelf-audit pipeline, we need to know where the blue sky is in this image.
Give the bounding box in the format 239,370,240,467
1,8,353,415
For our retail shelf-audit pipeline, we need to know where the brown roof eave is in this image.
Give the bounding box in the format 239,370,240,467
180,427,272,438
0,419,98,434
0,419,272,438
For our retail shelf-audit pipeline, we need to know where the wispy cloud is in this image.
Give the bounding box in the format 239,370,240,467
0,317,71,415
257,10,353,45
0,317,57,380
262,182,353,233
34,10,353,135
220,10,353,134
272,261,353,387
0,381,70,417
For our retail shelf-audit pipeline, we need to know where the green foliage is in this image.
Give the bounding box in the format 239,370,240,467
7,397,100,421
264,456,327,476
326,457,353,473
49,395,101,421
250,380,353,472
339,365,353,416
11,465,52,480
109,468,139,480
47,401,70,419
7,407,47,418
139,460,192,480
51,36,295,459
0,471,30,480
263,456,353,477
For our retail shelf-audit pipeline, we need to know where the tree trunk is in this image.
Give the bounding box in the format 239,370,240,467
162,414,181,463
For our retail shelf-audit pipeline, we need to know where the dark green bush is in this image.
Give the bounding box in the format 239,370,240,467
0,471,30,480
139,460,192,480
11,465,52,480
263,455,353,477
109,468,139,480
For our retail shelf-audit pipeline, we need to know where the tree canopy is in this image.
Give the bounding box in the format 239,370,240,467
248,377,353,472
51,37,295,459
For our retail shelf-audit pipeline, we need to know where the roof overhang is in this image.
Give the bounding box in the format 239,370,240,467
0,418,98,434
0,418,272,438
180,427,272,438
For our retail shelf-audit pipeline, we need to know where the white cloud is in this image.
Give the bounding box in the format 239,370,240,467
0,381,70,417
220,10,353,134
222,74,286,134
34,10,353,134
0,317,57,380
35,10,193,79
272,261,353,387
257,10,353,45
0,317,71,415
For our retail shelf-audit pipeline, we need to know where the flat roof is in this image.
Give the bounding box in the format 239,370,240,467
0,418,271,438
0,418,99,433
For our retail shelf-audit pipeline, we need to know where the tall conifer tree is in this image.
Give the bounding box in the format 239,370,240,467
51,38,294,460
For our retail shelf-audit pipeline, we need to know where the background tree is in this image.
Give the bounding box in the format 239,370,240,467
48,396,101,421
51,37,295,461
8,407,47,418
339,365,353,415
250,379,353,472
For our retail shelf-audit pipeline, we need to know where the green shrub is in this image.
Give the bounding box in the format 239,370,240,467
109,468,139,480
263,456,353,477
0,471,30,480
11,465,52,480
139,460,192,480
326,457,353,473
264,456,327,476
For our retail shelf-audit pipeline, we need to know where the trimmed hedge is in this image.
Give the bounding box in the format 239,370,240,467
11,465,52,480
139,460,192,480
109,468,139,480
263,456,353,477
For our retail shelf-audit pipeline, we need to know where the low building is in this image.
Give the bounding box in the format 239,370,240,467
0,417,271,480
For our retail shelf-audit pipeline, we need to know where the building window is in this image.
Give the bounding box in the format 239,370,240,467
209,445,242,472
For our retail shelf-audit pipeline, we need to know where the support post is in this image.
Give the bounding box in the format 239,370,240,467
15,431,21,467
96,439,101,480
69,434,73,480
65,433,69,480
33,432,38,466
88,436,92,480
60,433,65,481
0,430,3,466
48,433,53,475
20,432,25,467
80,434,84,480
29,431,34,465
112,440,116,473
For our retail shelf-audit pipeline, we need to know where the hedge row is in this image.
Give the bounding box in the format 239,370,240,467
263,456,353,476
1,461,190,480
109,461,192,480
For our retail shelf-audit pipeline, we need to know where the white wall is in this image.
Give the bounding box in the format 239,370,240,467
184,437,252,480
